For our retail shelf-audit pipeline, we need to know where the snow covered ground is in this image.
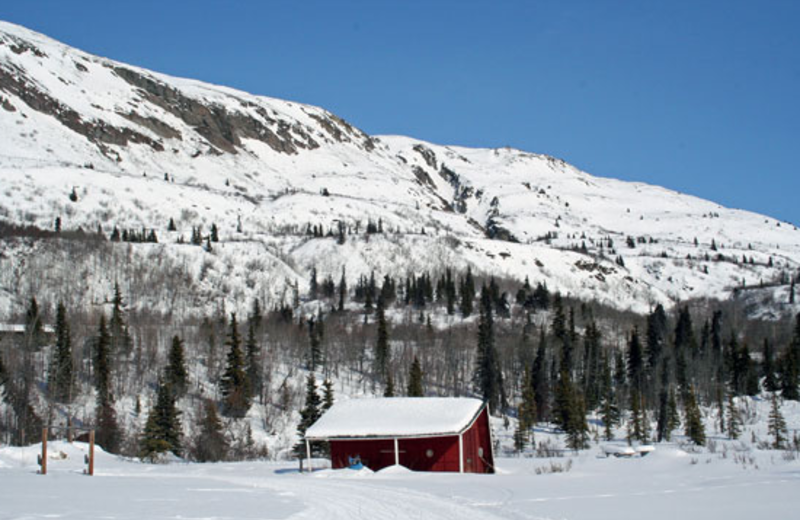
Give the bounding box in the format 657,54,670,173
2,439,799,520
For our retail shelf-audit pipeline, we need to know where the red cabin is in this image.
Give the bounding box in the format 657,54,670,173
304,397,494,474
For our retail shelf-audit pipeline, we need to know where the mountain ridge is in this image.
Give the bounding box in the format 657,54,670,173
1,19,798,318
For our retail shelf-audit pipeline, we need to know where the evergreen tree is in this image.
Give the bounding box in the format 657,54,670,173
192,400,228,462
532,329,550,422
474,286,505,412
167,217,176,231
210,223,219,242
309,267,318,300
666,388,681,440
627,390,647,443
726,393,741,440
164,336,188,398
460,267,475,318
683,386,706,446
48,301,74,403
763,339,779,392
322,379,335,411
445,268,456,315
219,314,251,418
245,321,262,400
295,373,323,458
407,356,424,397
513,411,527,453
779,314,800,400
768,393,788,449
93,315,121,453
109,283,132,357
627,328,645,395
518,365,537,443
566,388,589,451
646,304,667,370
338,268,347,313
139,378,182,460
374,296,390,381
384,371,395,397
94,315,112,404
307,316,322,371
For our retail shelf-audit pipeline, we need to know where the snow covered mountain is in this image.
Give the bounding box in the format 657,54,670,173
1,20,798,317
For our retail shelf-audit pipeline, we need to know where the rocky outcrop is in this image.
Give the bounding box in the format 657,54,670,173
0,65,163,154
113,66,320,155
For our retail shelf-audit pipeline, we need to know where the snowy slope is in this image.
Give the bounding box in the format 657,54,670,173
1,20,799,317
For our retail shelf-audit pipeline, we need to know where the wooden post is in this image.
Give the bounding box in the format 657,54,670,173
40,427,48,475
394,438,400,466
305,439,312,473
458,433,464,474
88,430,95,476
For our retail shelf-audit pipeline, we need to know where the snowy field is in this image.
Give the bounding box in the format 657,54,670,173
2,441,799,520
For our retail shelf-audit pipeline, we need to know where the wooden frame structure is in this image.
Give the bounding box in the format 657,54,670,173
38,426,95,476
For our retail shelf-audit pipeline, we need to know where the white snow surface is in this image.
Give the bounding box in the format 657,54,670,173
305,397,485,439
1,440,799,520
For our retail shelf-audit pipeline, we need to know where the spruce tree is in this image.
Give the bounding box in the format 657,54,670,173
139,378,182,460
384,371,395,397
763,339,779,392
245,321,262,400
295,373,323,457
407,356,424,397
338,268,347,312
518,365,537,443
322,379,335,411
109,283,132,357
628,390,646,443
94,315,121,453
683,386,706,446
460,267,475,318
374,296,390,381
94,315,113,404
308,317,322,372
219,314,251,418
164,336,188,398
627,328,645,395
566,391,589,451
474,286,505,412
513,407,528,453
309,267,318,300
48,301,74,403
532,329,550,422
192,399,228,462
210,223,219,242
768,393,788,449
666,388,681,440
726,393,741,440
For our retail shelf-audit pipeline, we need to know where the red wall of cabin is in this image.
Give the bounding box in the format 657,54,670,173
327,405,494,474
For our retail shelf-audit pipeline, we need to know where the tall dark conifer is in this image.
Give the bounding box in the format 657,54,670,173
474,286,505,412
48,302,74,403
219,314,251,418
374,296,390,381
407,356,424,397
165,336,188,398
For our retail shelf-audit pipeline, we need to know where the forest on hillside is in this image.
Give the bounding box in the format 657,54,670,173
1,241,800,461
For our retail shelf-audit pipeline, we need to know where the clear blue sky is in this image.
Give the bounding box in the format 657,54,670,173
3,1,799,224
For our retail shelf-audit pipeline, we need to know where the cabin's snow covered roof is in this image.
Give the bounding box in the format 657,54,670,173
305,397,486,440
